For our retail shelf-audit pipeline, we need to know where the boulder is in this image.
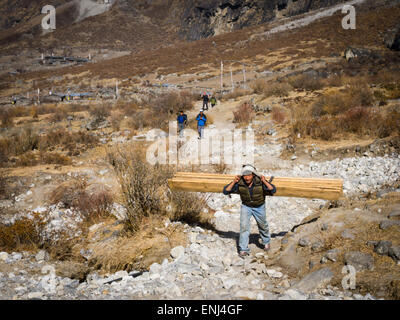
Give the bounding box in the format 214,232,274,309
170,246,185,259
379,220,400,230
373,241,392,256
292,267,333,293
344,251,374,271
384,24,400,51
388,246,400,262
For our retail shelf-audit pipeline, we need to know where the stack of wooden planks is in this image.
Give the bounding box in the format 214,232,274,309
168,172,343,200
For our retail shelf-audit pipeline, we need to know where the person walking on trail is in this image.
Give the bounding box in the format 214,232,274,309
196,109,207,139
201,92,209,110
177,110,188,138
210,95,217,108
223,164,276,258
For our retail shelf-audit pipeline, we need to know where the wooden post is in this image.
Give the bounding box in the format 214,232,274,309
243,67,246,88
220,61,223,94
230,66,234,92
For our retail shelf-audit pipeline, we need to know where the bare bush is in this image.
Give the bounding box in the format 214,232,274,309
0,108,14,128
233,101,255,124
169,192,213,228
74,189,114,222
272,107,286,124
90,104,111,120
107,146,171,233
288,74,324,91
0,214,45,251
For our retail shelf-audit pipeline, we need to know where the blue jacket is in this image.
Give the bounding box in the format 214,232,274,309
177,114,187,124
196,114,207,126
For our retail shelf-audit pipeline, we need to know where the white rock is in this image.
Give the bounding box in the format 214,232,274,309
170,246,185,259
0,252,9,262
267,269,283,278
35,250,49,262
27,292,44,299
285,289,307,300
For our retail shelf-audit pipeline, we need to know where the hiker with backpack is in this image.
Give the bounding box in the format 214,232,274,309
223,164,276,258
210,95,217,108
201,92,209,110
177,110,188,138
196,109,207,139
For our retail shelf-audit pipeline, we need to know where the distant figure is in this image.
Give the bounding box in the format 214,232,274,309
210,95,217,108
177,110,188,138
201,92,209,110
196,109,207,139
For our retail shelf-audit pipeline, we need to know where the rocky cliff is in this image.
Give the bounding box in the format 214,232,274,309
178,0,348,40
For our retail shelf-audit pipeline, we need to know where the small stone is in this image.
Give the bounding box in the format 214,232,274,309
285,289,307,300
311,241,324,252
11,252,22,261
341,229,355,240
379,220,400,230
320,256,328,264
267,269,283,278
388,210,400,219
0,252,9,262
324,249,340,262
388,246,400,261
170,246,185,259
298,238,310,247
27,292,44,300
321,223,329,231
35,250,50,262
373,241,392,256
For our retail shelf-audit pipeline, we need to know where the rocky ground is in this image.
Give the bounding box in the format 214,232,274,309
1,132,399,299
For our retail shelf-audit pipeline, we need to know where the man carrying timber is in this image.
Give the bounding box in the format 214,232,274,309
223,164,276,257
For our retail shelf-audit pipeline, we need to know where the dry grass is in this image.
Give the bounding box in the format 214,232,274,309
221,88,252,101
272,107,286,124
287,74,324,91
0,213,45,252
83,216,187,273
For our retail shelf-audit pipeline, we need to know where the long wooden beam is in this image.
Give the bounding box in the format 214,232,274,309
168,172,343,200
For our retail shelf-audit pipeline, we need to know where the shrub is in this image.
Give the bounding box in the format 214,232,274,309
0,108,14,128
0,214,45,251
250,79,268,95
169,192,213,228
262,82,293,98
74,189,114,222
107,146,172,233
50,108,67,122
90,104,111,120
272,107,286,124
288,74,324,91
233,101,255,124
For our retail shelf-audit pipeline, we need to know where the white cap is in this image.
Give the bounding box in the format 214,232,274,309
241,164,258,176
